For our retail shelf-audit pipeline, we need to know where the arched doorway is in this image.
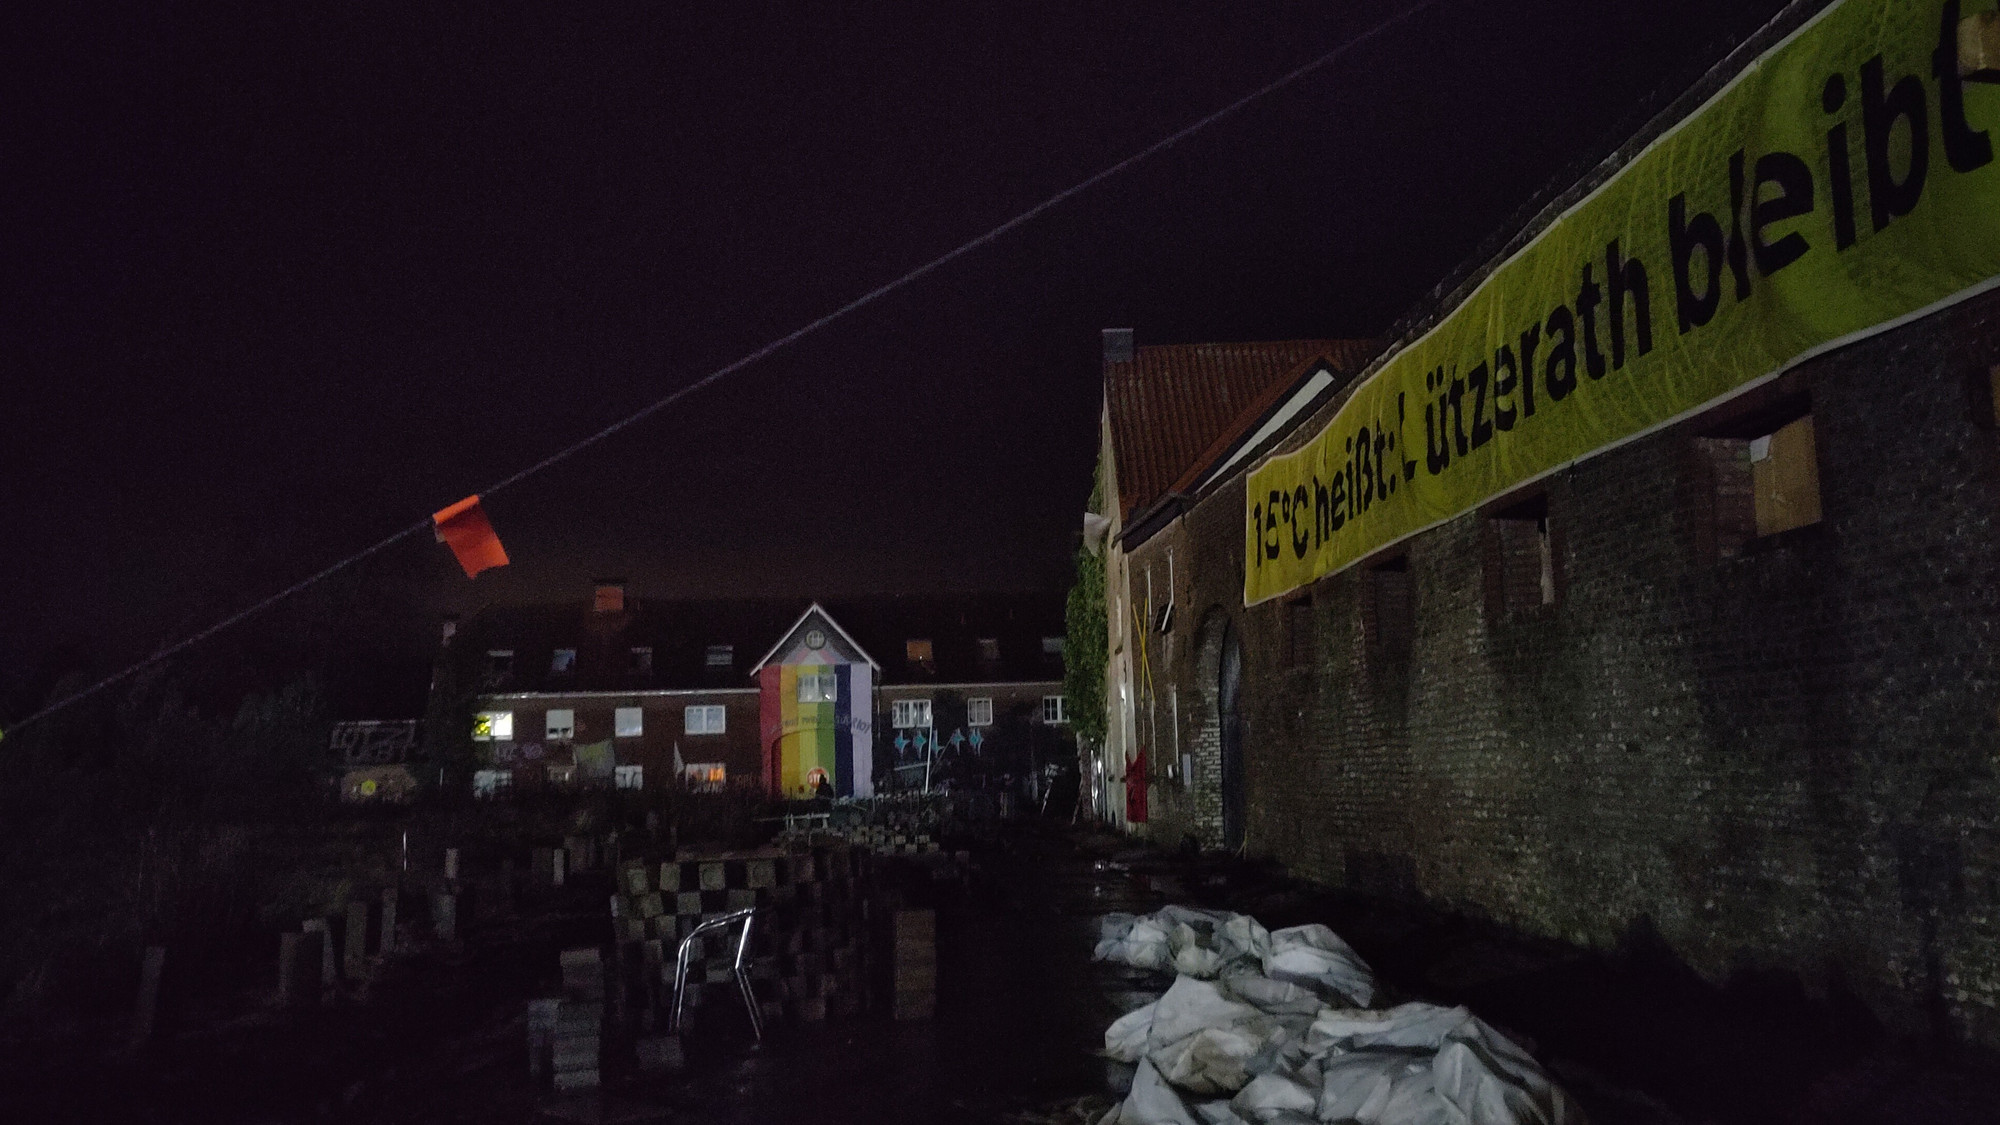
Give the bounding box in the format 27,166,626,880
1218,619,1246,850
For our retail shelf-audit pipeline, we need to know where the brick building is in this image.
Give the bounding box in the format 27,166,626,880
445,582,1072,799
1090,0,2000,1044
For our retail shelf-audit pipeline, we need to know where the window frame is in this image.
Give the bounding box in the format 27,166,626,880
704,644,734,669
684,704,727,735
472,710,514,742
614,706,644,738
550,648,577,675
797,669,838,703
967,697,994,727
891,698,933,728
545,708,576,741
1042,695,1068,724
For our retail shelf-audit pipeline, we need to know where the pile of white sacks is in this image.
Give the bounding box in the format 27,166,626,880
1092,906,1580,1125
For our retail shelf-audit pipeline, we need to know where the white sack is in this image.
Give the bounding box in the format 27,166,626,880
1230,1071,1319,1122
1306,1002,1472,1055
1119,1058,1203,1125
1106,997,1162,1063
1263,924,1375,1007
1431,1017,1580,1125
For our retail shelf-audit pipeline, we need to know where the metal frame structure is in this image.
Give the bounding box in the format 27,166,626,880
668,908,763,1042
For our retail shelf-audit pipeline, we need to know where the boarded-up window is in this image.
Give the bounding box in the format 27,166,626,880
1369,560,1413,657
1287,597,1314,667
1490,496,1554,619
1751,414,1821,537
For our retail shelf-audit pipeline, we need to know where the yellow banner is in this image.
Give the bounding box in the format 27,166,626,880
1246,0,2000,604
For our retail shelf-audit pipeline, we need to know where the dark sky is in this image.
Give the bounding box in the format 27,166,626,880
4,0,1791,710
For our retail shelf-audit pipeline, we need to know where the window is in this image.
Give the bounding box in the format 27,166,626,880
486,650,514,676
629,646,653,674
1042,695,1068,724
1367,559,1413,658
545,709,575,740
685,705,727,735
905,639,934,672
614,707,643,738
614,764,644,790
705,644,734,669
891,699,932,728
1041,636,1065,655
1749,415,1822,537
1286,597,1314,667
1694,398,1822,556
1489,495,1554,619
967,697,993,727
472,710,513,741
798,670,839,703
441,618,458,645
977,637,1001,662
593,582,625,614
550,648,577,674
684,762,726,791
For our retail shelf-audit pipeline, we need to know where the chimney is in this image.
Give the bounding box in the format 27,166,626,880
592,579,627,614
1102,327,1134,366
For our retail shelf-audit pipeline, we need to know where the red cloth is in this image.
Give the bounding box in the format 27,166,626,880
432,495,510,577
1126,748,1148,823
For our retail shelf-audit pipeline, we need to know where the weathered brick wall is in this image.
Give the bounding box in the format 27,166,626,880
1148,288,2000,1043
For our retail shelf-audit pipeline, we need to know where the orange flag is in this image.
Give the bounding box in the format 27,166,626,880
432,495,509,578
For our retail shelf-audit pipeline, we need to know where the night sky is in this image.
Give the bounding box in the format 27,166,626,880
5,0,1792,714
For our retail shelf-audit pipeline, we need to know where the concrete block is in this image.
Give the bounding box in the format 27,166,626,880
444,847,459,882
344,901,372,980
431,893,457,941
698,862,725,891
379,888,398,955
130,945,165,1047
301,918,336,993
278,931,322,1007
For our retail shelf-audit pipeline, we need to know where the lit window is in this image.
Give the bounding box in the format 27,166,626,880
684,762,726,791
1041,636,1065,655
685,705,727,735
891,699,932,728
967,697,993,726
487,650,514,676
977,637,1000,662
614,765,644,790
705,644,734,669
593,582,625,613
906,639,934,671
546,709,576,740
550,648,577,674
472,710,513,741
614,707,643,738
629,646,653,674
1042,695,1068,724
798,670,838,703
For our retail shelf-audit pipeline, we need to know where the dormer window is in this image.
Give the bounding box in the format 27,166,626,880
629,646,653,674
906,639,934,673
550,648,577,675
486,650,514,676
593,581,626,613
977,637,1001,662
705,644,734,669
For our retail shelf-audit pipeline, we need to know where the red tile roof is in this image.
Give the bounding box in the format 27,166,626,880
1106,339,1376,520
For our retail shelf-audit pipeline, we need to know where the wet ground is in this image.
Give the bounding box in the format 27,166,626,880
6,820,2000,1123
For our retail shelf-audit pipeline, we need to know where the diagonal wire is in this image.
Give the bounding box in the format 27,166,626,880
2,0,1438,741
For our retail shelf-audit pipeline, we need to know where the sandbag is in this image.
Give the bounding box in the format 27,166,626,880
1263,924,1375,1007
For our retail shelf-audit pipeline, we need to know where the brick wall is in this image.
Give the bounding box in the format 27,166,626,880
1139,288,2000,1043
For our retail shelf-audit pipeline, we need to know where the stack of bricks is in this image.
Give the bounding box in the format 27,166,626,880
553,948,605,1091
609,843,873,1029
889,908,936,1021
